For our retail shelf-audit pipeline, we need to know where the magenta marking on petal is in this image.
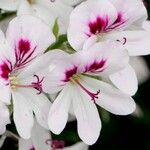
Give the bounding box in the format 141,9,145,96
106,12,126,31
14,39,36,70
75,80,100,103
18,39,31,54
0,59,12,80
46,139,65,149
63,66,78,82
29,146,35,150
85,59,106,73
88,16,108,35
86,12,126,36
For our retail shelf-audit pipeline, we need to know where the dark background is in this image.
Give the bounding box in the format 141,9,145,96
1,1,150,150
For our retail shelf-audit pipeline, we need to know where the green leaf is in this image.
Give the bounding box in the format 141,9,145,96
53,19,59,38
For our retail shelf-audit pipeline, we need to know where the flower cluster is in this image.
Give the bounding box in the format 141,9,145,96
0,0,149,149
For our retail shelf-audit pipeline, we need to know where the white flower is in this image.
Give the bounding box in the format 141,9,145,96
19,120,89,150
43,41,136,145
0,0,73,34
68,0,150,56
0,101,10,135
0,15,55,139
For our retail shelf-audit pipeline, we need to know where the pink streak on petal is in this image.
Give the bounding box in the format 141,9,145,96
29,146,35,150
88,16,108,35
0,60,12,80
85,59,106,73
63,66,78,82
18,39,31,54
14,38,36,70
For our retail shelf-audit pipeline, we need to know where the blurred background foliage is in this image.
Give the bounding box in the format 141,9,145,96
1,1,150,150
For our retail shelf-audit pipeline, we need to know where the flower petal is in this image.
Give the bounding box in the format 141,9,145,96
108,0,147,28
83,77,136,115
42,51,74,94
0,0,19,11
109,65,138,96
77,41,129,75
35,0,73,34
31,120,51,150
18,88,51,129
143,20,150,32
72,84,101,145
68,0,117,50
107,30,150,56
0,101,10,135
48,84,72,134
130,56,150,84
12,90,34,139
6,15,55,61
19,138,32,150
18,50,67,80
0,84,11,104
17,0,34,15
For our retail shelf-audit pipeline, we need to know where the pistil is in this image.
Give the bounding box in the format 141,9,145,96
9,75,44,94
73,79,100,103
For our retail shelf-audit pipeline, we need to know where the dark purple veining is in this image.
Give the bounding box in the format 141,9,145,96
85,59,106,73
87,12,125,36
63,66,78,82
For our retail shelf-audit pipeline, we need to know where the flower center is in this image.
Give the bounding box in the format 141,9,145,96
9,75,44,94
71,76,100,103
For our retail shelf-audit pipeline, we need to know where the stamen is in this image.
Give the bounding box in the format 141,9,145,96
9,75,44,94
116,37,127,45
74,79,100,103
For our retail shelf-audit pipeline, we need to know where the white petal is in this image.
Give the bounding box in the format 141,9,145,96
42,51,74,94
82,35,97,51
143,20,150,32
130,57,150,84
17,0,34,15
48,84,71,134
18,88,51,129
19,138,32,150
77,41,129,75
107,30,150,56
64,142,89,150
0,30,5,43
6,15,55,59
18,50,67,79
0,101,10,135
31,120,51,150
72,84,101,145
68,0,118,50
109,65,138,96
0,84,11,104
83,77,136,115
0,0,19,11
36,0,73,34
108,0,147,28
12,90,34,139
31,4,55,30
